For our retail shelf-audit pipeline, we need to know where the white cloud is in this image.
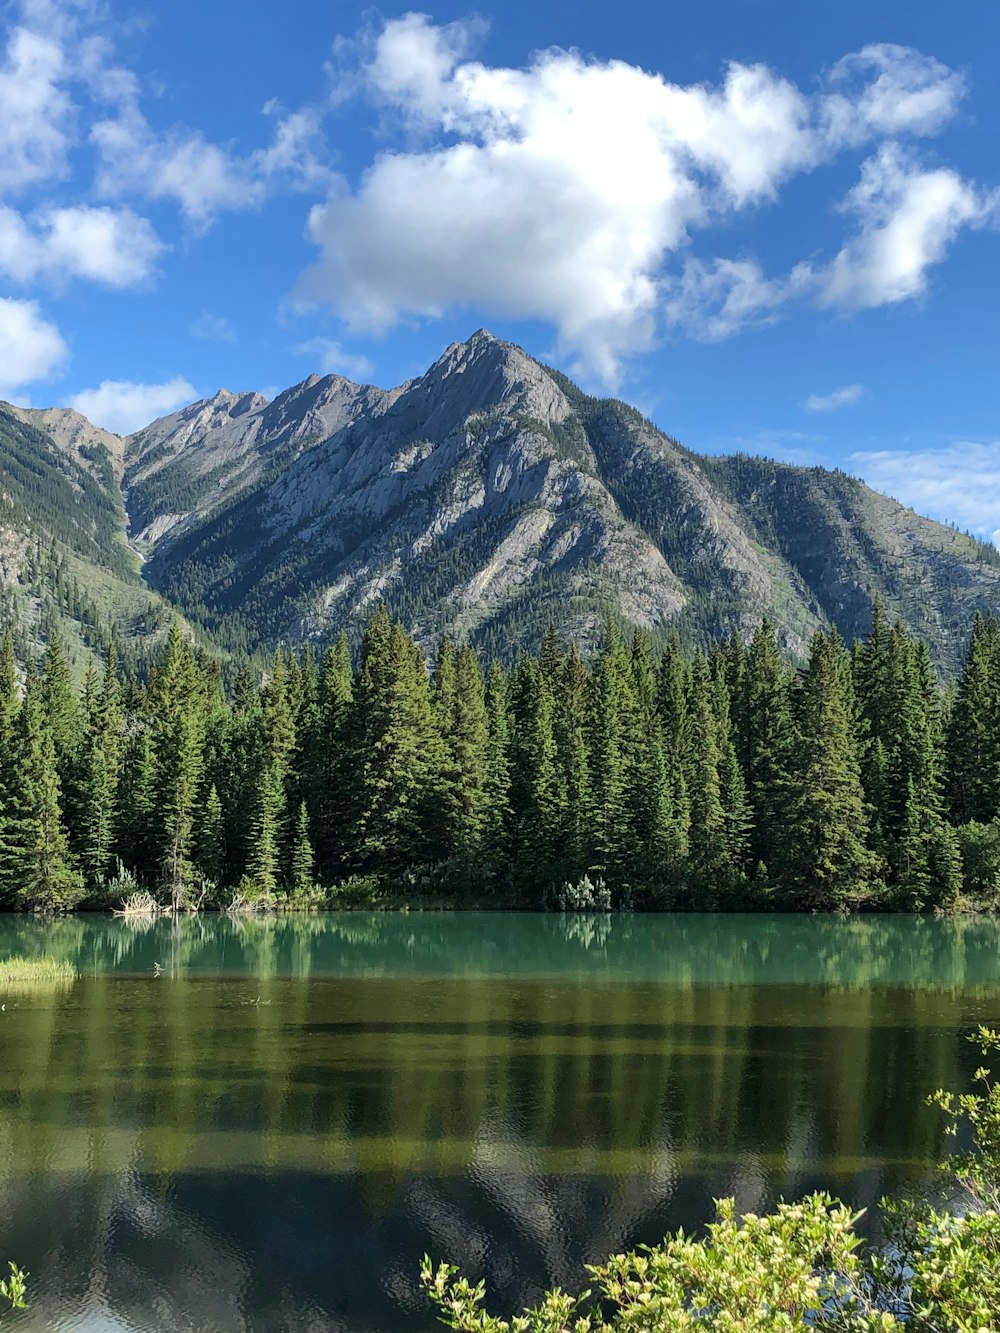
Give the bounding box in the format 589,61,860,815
191,312,237,344
664,258,786,341
0,26,72,193
822,44,965,145
256,102,337,192
0,297,68,396
666,145,994,338
65,376,195,434
90,96,339,229
0,204,162,287
803,383,864,413
851,440,1000,543
815,145,993,310
303,16,831,381
298,16,989,383
294,336,374,381
91,109,266,230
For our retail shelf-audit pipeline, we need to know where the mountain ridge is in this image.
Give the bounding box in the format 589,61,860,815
0,329,997,670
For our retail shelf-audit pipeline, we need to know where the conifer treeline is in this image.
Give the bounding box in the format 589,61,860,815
2,599,1000,913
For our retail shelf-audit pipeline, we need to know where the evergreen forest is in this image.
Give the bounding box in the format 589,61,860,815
2,597,1000,914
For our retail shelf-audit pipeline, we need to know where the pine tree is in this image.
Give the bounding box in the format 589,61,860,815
718,741,752,878
737,620,792,874
656,635,691,864
314,633,353,875
0,632,18,752
147,624,206,908
194,783,225,887
245,761,284,896
289,800,315,894
0,631,21,879
74,643,122,888
347,612,446,875
40,628,81,785
586,621,639,881
947,612,1000,823
0,670,83,910
553,645,592,878
482,661,512,865
775,630,874,909
623,632,677,891
508,659,561,883
448,644,489,855
683,653,727,888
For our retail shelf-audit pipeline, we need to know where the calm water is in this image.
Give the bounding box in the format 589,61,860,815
2,911,1000,1332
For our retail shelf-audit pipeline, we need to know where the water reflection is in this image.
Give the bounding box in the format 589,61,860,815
0,913,998,1332
4,910,1000,986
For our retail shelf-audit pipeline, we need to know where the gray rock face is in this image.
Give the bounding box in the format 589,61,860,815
2,333,994,668
121,329,999,664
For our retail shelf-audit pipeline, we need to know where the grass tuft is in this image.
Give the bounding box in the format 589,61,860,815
0,956,77,989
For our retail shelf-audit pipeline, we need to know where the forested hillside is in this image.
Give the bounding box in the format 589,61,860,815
0,406,180,676
3,600,999,913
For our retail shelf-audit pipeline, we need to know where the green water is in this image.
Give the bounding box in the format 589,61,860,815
1,911,999,1332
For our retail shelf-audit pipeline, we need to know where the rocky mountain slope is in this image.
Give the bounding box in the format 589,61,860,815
0,404,175,673
2,330,997,669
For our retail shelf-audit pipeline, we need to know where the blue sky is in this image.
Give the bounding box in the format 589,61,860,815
0,0,998,543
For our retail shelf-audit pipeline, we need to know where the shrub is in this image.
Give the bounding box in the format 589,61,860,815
551,873,612,912
422,1028,1000,1332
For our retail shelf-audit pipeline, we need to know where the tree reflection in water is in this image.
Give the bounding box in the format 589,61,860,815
1,911,998,1332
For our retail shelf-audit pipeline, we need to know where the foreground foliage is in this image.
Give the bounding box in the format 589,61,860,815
423,1029,1000,1332
1,600,999,911
0,1264,26,1315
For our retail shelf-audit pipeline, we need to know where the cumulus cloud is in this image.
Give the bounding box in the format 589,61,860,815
297,16,994,381
664,258,786,340
0,0,334,233
191,312,237,344
0,26,72,193
851,440,1000,544
90,88,335,230
294,336,374,381
0,297,68,397
814,145,994,310
0,204,163,287
65,376,195,434
302,15,828,380
822,44,966,145
91,109,266,230
803,383,864,413
666,146,995,338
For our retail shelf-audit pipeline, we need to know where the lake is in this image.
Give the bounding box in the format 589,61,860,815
1,911,999,1332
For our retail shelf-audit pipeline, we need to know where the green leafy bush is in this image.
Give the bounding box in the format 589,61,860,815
422,1029,1000,1333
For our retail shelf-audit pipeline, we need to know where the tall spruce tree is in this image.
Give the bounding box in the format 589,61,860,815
553,645,592,879
508,659,561,884
482,661,512,866
737,620,792,875
776,630,874,909
147,624,207,908
0,669,83,910
74,643,123,888
347,612,445,875
947,612,1000,823
683,652,728,889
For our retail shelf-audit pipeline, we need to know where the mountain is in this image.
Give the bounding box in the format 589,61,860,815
2,330,998,669
0,403,175,673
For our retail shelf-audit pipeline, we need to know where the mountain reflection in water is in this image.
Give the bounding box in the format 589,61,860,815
2,911,999,1333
